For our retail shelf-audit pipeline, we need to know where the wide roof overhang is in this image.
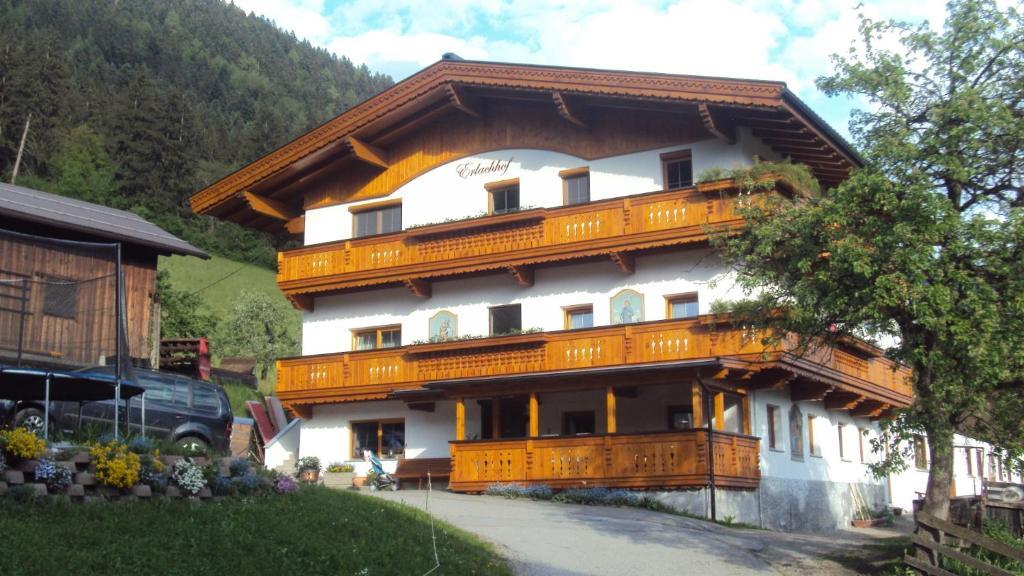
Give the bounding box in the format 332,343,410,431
190,59,861,234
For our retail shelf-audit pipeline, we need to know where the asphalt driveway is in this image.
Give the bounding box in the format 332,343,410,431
367,489,909,576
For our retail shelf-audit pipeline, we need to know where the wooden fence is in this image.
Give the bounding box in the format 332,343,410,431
907,511,1024,576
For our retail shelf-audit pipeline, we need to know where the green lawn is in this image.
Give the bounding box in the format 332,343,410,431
159,253,301,402
0,487,512,576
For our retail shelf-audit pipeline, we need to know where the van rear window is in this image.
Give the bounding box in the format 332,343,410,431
192,385,221,414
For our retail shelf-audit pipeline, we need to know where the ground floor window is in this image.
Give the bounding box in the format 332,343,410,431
352,419,405,459
913,435,928,470
766,405,782,450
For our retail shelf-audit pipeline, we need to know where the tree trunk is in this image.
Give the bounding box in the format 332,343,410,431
922,424,955,520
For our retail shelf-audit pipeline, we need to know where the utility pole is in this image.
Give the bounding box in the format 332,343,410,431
10,113,31,185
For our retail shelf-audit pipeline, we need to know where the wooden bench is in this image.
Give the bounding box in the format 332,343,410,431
394,458,451,489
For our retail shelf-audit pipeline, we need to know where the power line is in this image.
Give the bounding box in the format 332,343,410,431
187,263,247,296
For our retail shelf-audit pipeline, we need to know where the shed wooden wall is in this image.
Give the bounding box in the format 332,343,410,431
0,232,158,368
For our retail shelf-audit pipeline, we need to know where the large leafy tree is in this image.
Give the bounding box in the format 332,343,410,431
720,0,1024,519
217,290,299,380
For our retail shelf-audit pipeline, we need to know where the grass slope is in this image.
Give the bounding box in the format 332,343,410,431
159,254,301,414
0,487,512,576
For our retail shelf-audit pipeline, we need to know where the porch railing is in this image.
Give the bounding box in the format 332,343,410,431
276,180,750,297
448,429,760,492
276,316,913,405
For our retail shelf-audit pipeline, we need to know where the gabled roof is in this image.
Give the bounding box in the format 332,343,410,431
190,59,860,228
0,182,208,258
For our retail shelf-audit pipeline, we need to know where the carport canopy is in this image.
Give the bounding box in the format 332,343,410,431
0,366,144,402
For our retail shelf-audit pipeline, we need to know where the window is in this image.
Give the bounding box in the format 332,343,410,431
486,179,520,214
192,385,221,414
352,326,401,351
837,424,847,460
661,150,693,190
564,305,594,329
137,374,188,407
666,293,699,319
43,279,78,319
767,405,782,450
561,167,590,205
913,435,928,470
352,202,402,238
351,419,405,459
859,428,868,463
668,405,694,429
977,449,985,479
965,448,975,477
562,411,595,435
808,415,821,457
489,304,521,336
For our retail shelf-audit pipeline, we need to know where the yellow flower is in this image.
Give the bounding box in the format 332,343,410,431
0,428,46,459
91,441,141,489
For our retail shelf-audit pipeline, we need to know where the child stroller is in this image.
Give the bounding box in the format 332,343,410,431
363,449,399,491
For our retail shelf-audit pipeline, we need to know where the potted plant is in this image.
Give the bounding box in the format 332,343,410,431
295,456,321,483
322,462,355,488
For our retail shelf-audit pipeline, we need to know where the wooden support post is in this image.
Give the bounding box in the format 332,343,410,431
528,392,539,438
455,397,465,441
605,386,617,434
491,397,501,439
692,381,704,427
714,392,725,430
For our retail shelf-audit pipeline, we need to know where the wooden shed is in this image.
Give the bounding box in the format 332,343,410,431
0,183,207,368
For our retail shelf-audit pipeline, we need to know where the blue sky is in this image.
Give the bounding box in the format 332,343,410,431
233,0,949,140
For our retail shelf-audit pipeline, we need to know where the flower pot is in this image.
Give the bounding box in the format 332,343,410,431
298,469,320,484
323,471,355,489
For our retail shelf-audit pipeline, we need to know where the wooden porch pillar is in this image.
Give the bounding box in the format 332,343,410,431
455,397,465,441
606,385,617,434
528,392,539,438
714,392,725,430
691,381,704,427
491,397,501,439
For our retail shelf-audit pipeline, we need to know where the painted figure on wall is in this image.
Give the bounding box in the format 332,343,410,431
789,404,804,461
429,310,458,342
610,289,644,325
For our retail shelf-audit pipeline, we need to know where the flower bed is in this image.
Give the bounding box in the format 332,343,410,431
0,429,299,503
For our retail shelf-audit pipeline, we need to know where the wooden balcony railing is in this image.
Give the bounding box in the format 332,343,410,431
448,430,761,492
277,180,752,300
276,316,913,407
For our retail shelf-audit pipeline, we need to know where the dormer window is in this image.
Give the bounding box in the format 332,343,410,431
351,200,402,238
661,150,693,190
486,178,520,214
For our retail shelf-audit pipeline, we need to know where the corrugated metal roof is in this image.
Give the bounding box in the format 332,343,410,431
0,182,208,258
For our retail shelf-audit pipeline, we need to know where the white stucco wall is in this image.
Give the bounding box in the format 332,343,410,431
302,248,741,355
303,130,779,246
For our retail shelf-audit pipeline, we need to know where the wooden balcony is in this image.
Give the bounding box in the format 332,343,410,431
277,180,752,304
448,430,761,492
276,316,914,410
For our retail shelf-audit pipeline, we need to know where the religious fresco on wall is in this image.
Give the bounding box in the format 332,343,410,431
429,310,457,341
610,289,644,325
789,404,804,461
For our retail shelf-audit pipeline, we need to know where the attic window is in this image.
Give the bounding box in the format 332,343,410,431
486,178,520,214
661,150,693,190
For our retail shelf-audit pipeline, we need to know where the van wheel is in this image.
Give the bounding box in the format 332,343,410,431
177,436,208,454
14,408,47,436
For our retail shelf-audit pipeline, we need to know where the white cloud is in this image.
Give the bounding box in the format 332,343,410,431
236,0,953,137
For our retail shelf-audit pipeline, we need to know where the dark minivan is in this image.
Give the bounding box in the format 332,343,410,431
0,367,233,453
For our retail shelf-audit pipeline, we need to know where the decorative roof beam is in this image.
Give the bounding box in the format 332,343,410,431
824,390,864,411
284,215,305,235
290,294,314,312
345,136,389,170
747,368,795,390
609,251,635,274
790,378,834,401
852,399,887,418
446,84,482,118
552,91,588,129
286,403,313,420
404,278,432,298
698,103,735,145
242,191,299,221
508,265,534,287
